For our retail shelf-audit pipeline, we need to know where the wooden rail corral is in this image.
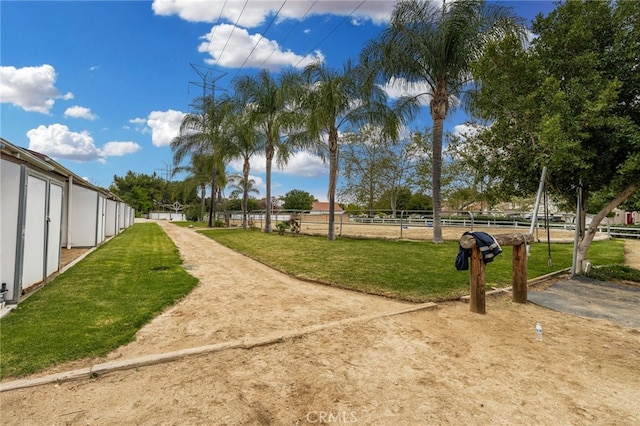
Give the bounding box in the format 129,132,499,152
460,233,533,314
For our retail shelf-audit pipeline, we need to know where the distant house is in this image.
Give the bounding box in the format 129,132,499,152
1,138,134,305
611,208,639,225
302,201,344,224
310,201,344,215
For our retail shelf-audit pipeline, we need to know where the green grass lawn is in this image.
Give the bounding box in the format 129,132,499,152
0,223,198,379
199,228,626,302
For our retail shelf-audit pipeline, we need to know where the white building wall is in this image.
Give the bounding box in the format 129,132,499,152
69,184,99,247
105,199,119,236
1,160,23,303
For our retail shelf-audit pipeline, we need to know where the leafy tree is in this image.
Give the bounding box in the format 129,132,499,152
299,60,413,240
407,192,433,212
445,129,501,211
109,171,167,215
376,187,412,213
471,0,640,273
225,197,260,212
280,189,315,211
339,126,396,217
361,0,524,242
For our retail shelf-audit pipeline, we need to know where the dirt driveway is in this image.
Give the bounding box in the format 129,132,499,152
2,222,639,425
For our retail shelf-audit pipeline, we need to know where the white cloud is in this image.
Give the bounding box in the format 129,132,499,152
230,150,327,178
129,117,147,125
102,141,141,157
148,110,186,146
26,123,140,163
131,110,185,147
152,0,395,27
0,64,73,114
64,105,98,120
199,24,323,70
380,78,431,106
452,123,488,140
279,151,328,177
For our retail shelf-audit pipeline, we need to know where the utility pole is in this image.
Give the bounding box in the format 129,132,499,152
188,63,227,227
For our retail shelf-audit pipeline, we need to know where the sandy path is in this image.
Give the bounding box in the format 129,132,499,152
102,221,416,360
2,222,639,425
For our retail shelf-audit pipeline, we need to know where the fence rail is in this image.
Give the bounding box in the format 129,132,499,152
221,209,640,240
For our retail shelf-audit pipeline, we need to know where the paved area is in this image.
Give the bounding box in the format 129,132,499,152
528,275,640,328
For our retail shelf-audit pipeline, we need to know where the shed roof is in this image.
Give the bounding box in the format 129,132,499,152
1,137,122,201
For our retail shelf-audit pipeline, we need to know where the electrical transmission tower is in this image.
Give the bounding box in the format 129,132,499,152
188,64,228,227
188,63,227,114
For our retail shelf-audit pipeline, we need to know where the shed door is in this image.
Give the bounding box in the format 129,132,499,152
22,175,47,289
46,182,63,276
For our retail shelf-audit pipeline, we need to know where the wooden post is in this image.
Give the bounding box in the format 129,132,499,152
512,243,528,303
459,233,533,313
469,245,486,314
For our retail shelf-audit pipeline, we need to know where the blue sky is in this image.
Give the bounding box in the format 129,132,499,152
1,0,557,202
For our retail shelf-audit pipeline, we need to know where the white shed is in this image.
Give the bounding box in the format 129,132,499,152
0,138,133,305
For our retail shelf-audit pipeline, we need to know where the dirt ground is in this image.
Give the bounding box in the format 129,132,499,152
2,222,639,425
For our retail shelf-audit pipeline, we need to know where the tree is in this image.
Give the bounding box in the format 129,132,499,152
173,153,212,222
471,0,640,273
339,126,396,217
225,197,260,212
233,69,308,233
224,92,266,229
376,187,412,213
445,129,501,211
227,174,259,206
299,60,412,240
171,95,234,227
280,189,315,211
109,171,166,215
361,0,524,242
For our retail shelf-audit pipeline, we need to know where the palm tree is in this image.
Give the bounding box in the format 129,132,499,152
224,98,265,229
172,153,212,221
171,95,234,227
300,60,414,240
227,174,260,198
361,0,523,243
233,69,306,233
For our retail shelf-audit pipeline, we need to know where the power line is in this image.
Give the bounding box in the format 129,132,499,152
236,0,288,73
255,0,318,71
203,0,229,60
214,0,249,69
294,0,367,68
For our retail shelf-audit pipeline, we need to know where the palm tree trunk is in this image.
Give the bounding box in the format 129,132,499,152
242,157,250,229
200,184,206,222
328,127,339,241
265,141,274,233
430,85,448,243
208,166,216,228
